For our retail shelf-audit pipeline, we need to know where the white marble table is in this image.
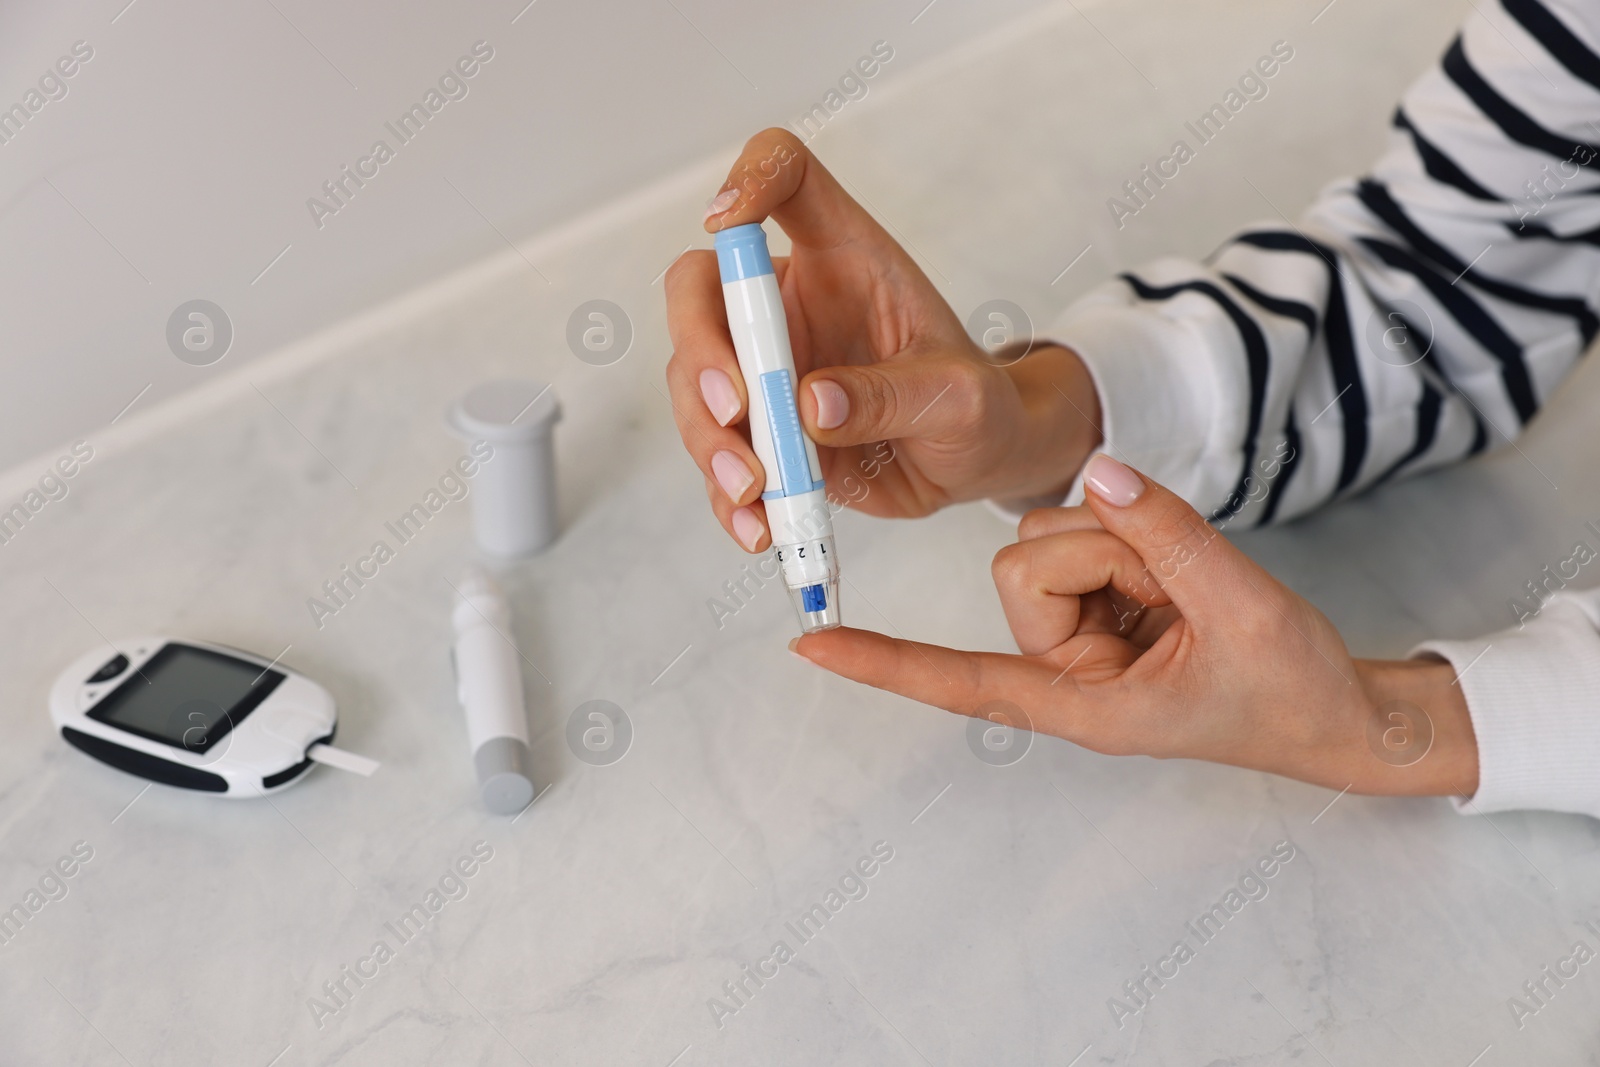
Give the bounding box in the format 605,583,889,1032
7,1,1600,1064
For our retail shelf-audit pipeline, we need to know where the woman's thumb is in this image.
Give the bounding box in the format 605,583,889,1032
801,358,988,448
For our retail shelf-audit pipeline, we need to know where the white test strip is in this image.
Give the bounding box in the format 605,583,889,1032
307,743,381,777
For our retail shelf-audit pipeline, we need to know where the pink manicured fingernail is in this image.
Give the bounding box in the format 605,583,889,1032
700,367,741,426
711,450,754,502
810,380,849,430
1084,454,1144,507
731,506,765,551
703,187,740,220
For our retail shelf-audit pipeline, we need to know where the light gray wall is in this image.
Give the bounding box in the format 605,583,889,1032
0,0,1471,473
0,0,1054,470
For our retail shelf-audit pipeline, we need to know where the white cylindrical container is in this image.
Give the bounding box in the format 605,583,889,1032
447,379,562,557
714,223,841,633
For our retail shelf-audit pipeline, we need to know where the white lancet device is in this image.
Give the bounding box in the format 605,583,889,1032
714,222,841,633
50,638,377,797
450,568,537,815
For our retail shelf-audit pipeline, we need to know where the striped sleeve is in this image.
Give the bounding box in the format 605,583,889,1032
1003,0,1600,817
1036,0,1600,528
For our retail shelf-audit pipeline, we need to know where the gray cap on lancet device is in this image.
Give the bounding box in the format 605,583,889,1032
474,735,536,815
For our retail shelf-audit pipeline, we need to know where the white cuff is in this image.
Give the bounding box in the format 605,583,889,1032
1411,594,1600,819
1047,291,1231,507
984,287,1224,524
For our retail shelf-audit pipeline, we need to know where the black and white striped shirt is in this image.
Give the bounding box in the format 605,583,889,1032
1056,0,1600,528
1043,0,1600,817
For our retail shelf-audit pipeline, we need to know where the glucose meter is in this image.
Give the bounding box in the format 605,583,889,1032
50,638,376,796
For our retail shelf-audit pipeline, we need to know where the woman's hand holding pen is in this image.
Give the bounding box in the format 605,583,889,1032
664,127,1102,551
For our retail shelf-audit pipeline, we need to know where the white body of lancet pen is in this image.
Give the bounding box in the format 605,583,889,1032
714,222,841,633
450,569,537,814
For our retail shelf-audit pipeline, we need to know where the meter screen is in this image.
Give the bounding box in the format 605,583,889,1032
88,644,284,753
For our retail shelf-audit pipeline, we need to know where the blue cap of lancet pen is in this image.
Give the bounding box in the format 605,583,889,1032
715,223,776,282
711,221,842,634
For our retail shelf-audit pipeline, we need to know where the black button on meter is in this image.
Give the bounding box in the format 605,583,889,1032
86,653,129,684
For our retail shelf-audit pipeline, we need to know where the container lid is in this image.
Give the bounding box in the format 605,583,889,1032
447,379,561,443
